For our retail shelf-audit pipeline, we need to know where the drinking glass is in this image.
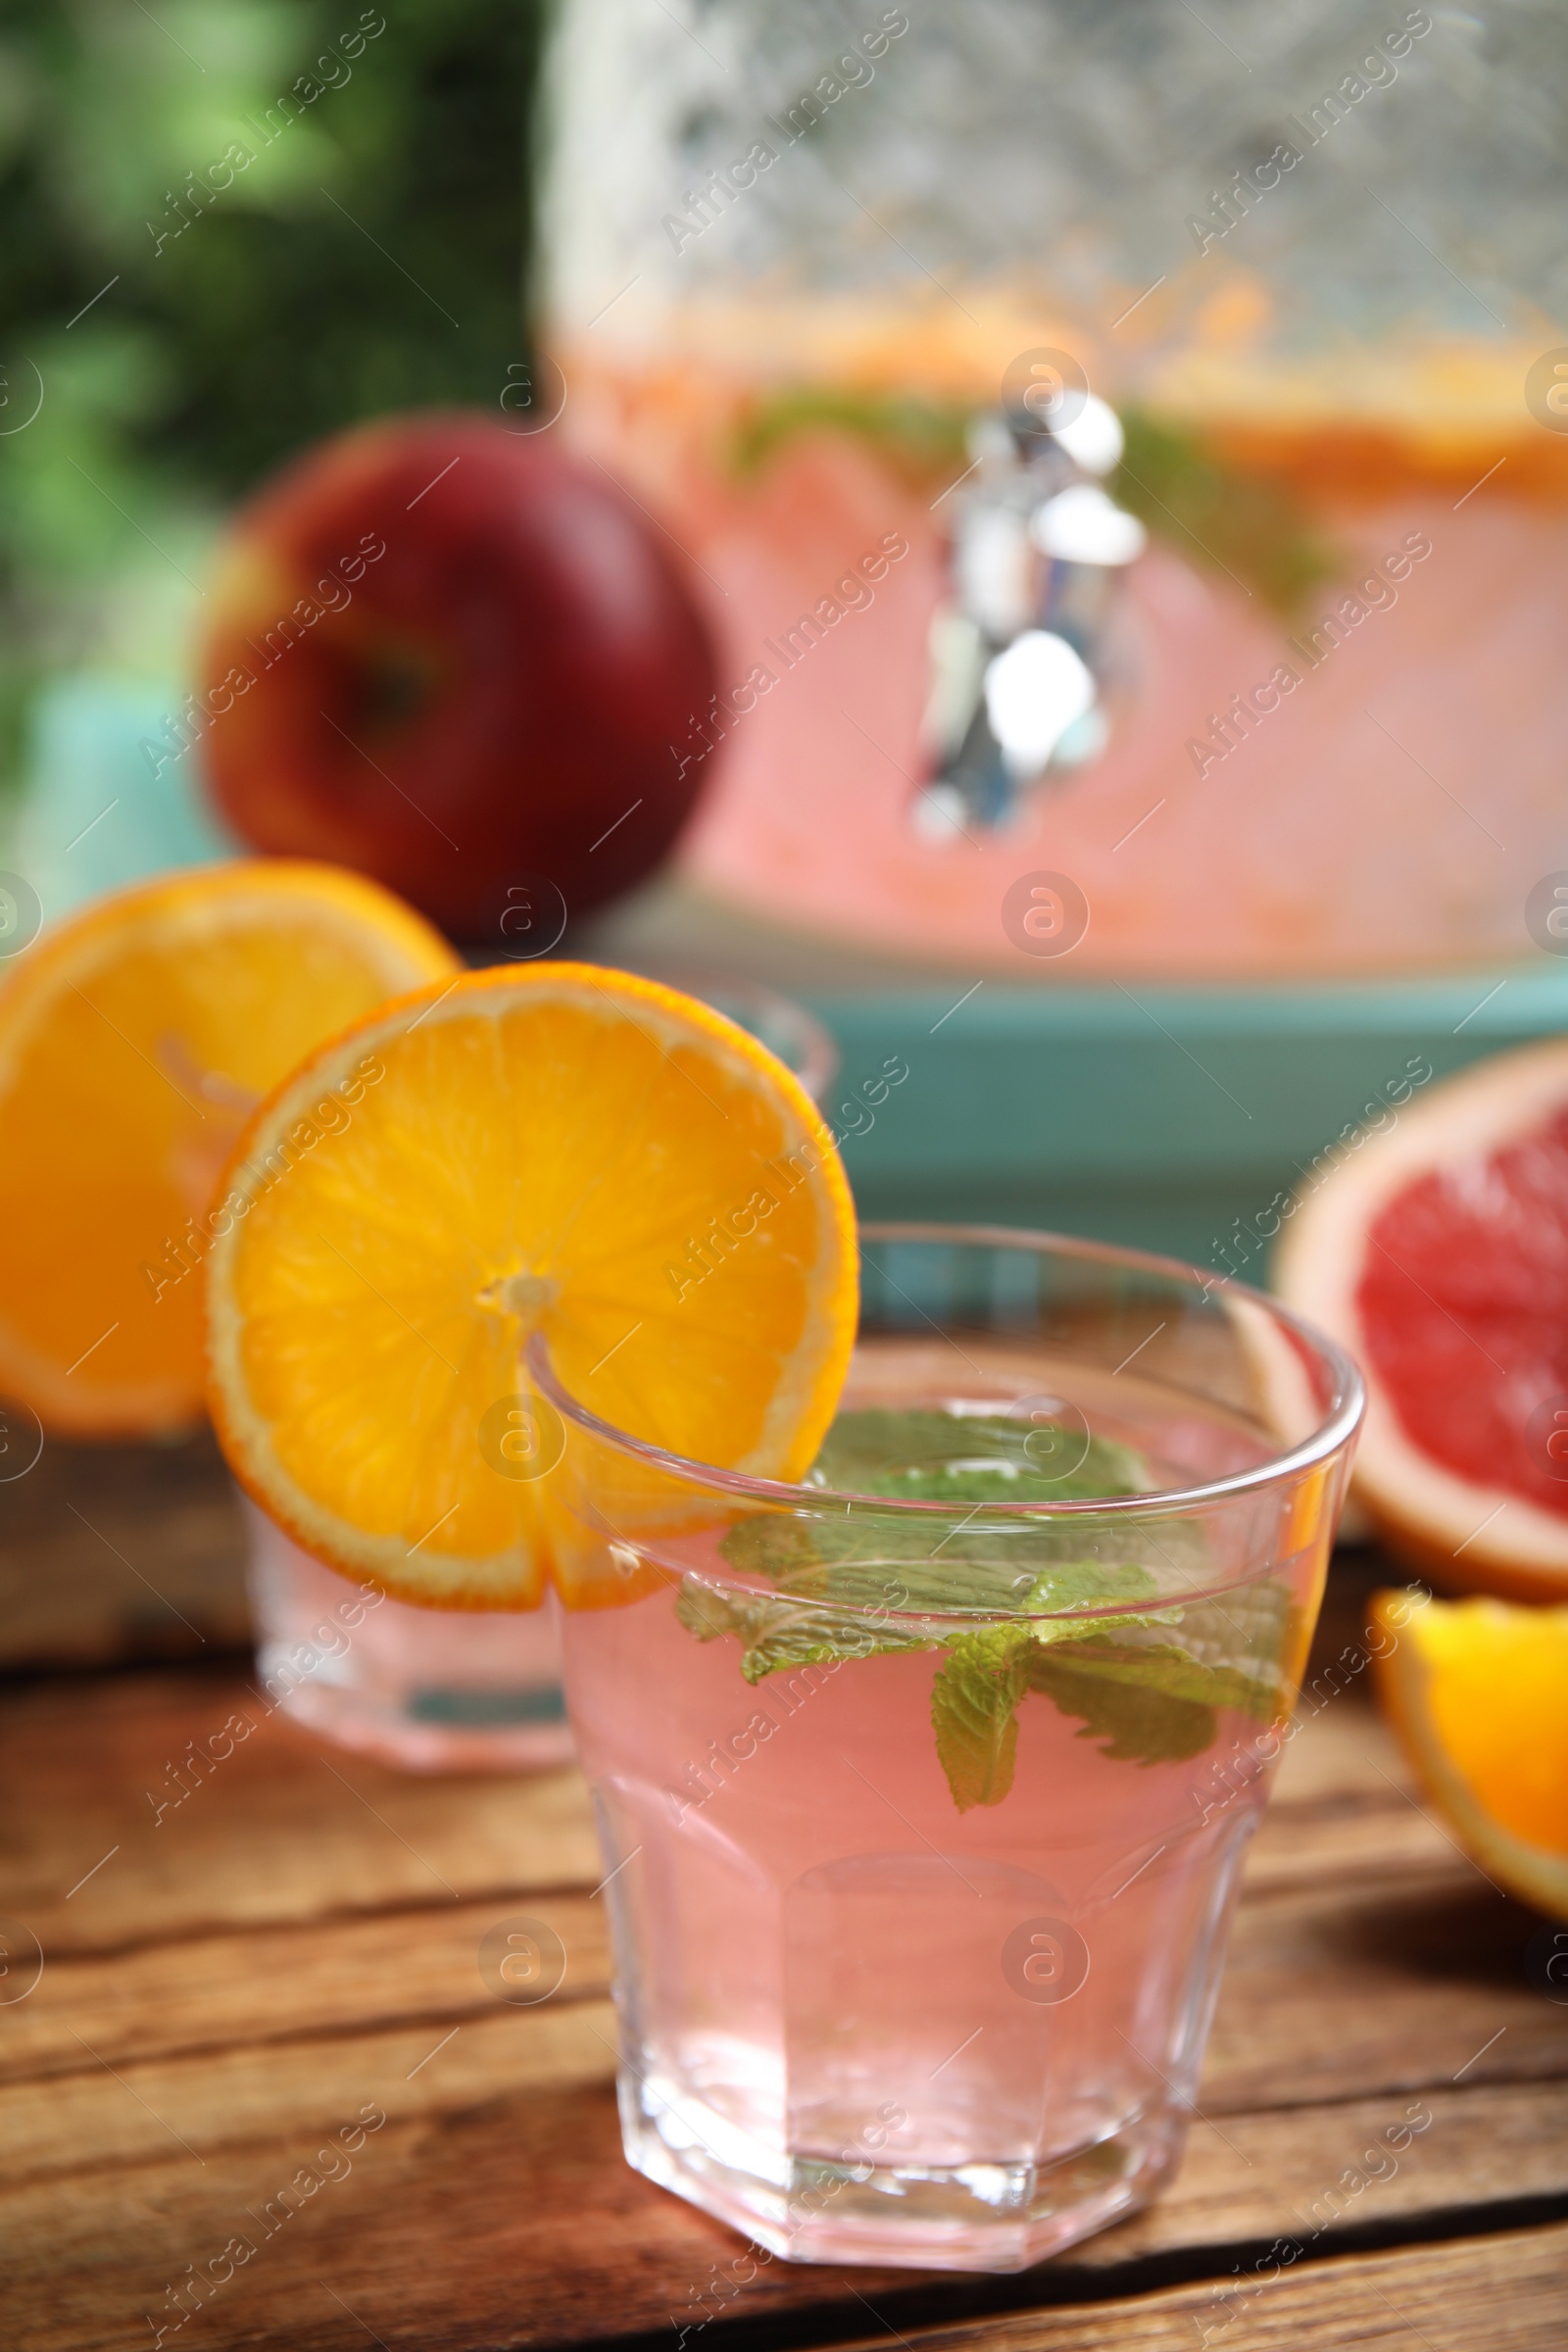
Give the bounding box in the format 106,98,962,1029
531,1225,1363,2271
244,1502,574,1774
621,970,839,1109
241,975,837,1772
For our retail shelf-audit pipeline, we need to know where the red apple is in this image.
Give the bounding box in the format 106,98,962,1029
196,412,717,940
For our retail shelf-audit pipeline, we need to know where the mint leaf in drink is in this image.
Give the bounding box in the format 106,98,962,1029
931,1626,1033,1812
718,1405,1162,1615
1168,1581,1302,1705
930,1602,1289,1799
694,1404,1292,1805
675,1581,751,1643
674,1578,934,1686
809,1408,1152,1505
719,1510,839,1589
1020,1638,1286,1765
719,1507,1170,1621
1035,1639,1279,1722
925,1569,1172,1809
1018,1558,1164,1626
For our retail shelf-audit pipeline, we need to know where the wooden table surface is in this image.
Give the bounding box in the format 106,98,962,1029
3,1434,1566,2352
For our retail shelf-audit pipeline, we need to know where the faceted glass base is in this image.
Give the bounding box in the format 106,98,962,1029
269,1666,575,1775
620,2073,1186,2273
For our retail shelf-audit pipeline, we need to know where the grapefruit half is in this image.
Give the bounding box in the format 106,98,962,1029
1276,1040,1568,1602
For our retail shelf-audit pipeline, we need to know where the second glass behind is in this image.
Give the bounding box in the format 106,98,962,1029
244,1502,573,1773
240,974,838,1772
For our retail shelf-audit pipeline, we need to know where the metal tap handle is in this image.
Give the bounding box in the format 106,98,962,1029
914,394,1145,841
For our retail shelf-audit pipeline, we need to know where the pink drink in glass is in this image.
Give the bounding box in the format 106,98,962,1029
542,1229,1362,2270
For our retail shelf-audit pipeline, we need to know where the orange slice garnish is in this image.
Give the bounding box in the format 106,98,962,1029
0,862,457,1435
203,964,858,1609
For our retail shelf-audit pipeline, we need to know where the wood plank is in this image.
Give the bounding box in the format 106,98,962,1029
1202,1869,1568,2112
0,1427,248,1668
843,2227,1568,2351
1242,1696,1459,1892
3,2074,1565,2351
1062,2078,1568,2271
0,1997,618,2183
0,1672,600,1951
0,1895,612,2083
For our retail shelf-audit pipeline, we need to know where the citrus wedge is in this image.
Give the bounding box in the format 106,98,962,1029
1275,1040,1568,1602
0,861,458,1436
1373,1589,1568,1923
203,964,858,1609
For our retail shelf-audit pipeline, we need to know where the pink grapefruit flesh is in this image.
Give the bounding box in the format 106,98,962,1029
1276,1041,1568,1602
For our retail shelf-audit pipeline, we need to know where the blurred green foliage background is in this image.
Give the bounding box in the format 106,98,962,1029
0,0,542,794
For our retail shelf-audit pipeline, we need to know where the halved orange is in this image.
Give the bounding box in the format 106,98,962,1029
1373,1589,1568,1923
203,964,858,1609
0,862,458,1435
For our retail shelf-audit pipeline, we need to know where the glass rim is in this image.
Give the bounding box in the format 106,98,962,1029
527,1220,1365,1519
612,963,840,1107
